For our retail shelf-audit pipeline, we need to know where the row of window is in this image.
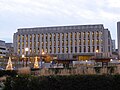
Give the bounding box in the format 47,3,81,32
0,52,6,54
18,46,101,54
18,39,102,48
18,31,102,42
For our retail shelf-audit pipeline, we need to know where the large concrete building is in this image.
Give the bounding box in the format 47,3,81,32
117,22,120,59
13,24,112,60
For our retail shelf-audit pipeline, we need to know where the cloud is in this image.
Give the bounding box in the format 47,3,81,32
0,0,120,43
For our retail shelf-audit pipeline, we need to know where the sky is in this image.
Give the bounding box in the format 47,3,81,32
0,0,120,48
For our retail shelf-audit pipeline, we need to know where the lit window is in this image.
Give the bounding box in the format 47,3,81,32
62,47,64,53
75,32,77,38
66,47,68,53
88,39,90,45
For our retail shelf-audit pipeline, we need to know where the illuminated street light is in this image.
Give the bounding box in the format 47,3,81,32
42,52,45,55
96,49,99,53
22,54,25,67
22,54,25,58
25,47,29,52
110,59,113,62
25,47,29,67
95,49,99,58
40,51,45,68
34,56,39,69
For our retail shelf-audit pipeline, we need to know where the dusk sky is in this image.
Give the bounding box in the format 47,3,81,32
0,0,120,47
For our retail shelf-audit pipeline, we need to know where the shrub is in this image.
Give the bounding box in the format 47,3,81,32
3,75,120,90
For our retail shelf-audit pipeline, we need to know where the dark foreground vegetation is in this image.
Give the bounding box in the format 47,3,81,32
3,75,120,90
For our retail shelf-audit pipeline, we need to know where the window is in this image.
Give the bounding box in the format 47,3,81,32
70,32,72,38
22,35,24,41
58,33,60,39
58,47,60,53
62,40,64,46
66,33,68,39
83,32,85,38
92,46,95,52
18,35,20,41
79,46,81,52
79,32,81,38
88,46,90,52
71,47,73,53
83,39,85,45
58,41,60,46
84,46,86,52
79,40,81,45
97,31,99,38
92,32,94,38
62,33,64,39
38,34,40,41
66,40,68,45
75,47,77,53
66,47,68,53
92,39,94,45
30,35,32,41
88,32,90,38
54,47,56,53
26,35,28,41
88,39,90,45
50,34,52,40
75,32,77,39
62,47,64,53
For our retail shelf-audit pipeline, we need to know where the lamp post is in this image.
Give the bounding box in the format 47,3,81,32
40,51,45,68
95,49,99,58
25,47,29,67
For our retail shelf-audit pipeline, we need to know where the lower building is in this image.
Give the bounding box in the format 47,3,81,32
0,40,7,59
13,24,112,62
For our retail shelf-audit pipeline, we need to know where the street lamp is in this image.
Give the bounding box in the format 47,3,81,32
95,49,99,58
25,48,29,52
25,47,29,67
40,51,45,68
96,49,98,53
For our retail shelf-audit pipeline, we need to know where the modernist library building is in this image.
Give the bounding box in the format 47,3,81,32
13,24,112,61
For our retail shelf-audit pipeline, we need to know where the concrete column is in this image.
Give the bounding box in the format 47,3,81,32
36,34,38,54
90,32,92,52
81,32,84,53
28,34,30,55
72,32,75,53
20,35,22,55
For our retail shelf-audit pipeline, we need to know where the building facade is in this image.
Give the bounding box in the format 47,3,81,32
0,40,7,59
5,43,14,57
117,22,120,59
13,24,112,60
112,40,116,52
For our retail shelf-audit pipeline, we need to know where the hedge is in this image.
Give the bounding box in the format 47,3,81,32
3,75,120,90
0,70,17,77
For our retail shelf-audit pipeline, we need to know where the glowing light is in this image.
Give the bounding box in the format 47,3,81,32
25,47,29,51
96,50,99,53
6,57,13,70
34,56,39,69
22,54,25,58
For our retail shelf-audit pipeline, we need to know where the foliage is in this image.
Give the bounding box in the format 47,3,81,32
3,75,120,90
0,70,17,77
